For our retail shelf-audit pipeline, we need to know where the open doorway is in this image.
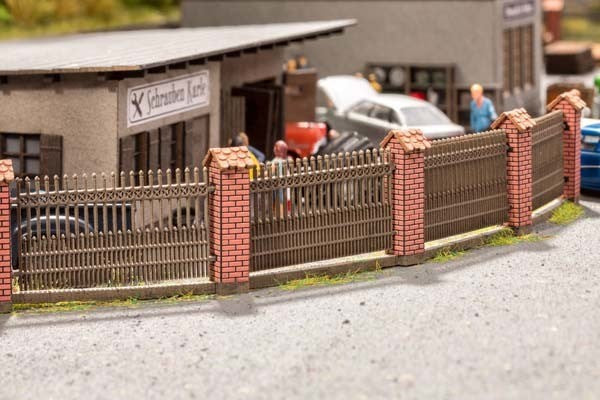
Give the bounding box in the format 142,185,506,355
229,79,284,158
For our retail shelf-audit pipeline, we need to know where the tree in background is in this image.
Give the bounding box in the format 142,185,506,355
3,0,180,27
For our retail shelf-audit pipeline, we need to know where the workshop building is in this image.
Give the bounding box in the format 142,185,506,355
0,20,354,178
182,0,543,119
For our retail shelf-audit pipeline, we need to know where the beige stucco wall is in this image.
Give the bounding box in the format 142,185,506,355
0,74,118,175
220,49,285,89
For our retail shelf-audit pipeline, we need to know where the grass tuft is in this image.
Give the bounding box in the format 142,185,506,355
280,264,384,291
12,293,213,314
485,228,544,247
432,248,466,263
549,201,584,226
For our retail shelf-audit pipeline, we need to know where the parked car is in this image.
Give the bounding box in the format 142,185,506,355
581,118,600,191
10,188,132,269
316,75,465,144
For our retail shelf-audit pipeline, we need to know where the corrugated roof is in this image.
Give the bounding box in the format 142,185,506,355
0,19,355,75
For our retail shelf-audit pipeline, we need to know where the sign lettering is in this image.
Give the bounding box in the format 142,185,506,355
127,71,210,127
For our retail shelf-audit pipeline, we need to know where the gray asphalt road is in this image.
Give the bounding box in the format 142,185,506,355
1,195,600,400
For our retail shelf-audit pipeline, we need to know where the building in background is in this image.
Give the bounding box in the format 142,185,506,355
182,0,543,123
0,20,354,178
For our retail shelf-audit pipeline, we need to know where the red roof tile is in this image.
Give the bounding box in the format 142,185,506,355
547,89,587,112
380,129,431,152
491,108,536,133
203,146,255,170
0,159,14,184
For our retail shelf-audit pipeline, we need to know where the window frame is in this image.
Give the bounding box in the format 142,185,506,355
0,133,42,178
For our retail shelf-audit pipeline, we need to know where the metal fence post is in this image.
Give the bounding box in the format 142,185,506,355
547,90,586,203
381,129,430,265
0,160,14,313
491,108,536,235
203,147,253,295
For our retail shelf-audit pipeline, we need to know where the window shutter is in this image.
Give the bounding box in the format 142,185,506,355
148,129,160,172
39,134,63,178
160,127,173,171
119,135,135,173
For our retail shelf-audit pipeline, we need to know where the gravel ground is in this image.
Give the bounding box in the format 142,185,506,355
1,194,599,400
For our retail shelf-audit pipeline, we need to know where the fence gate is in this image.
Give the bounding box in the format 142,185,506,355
532,110,564,210
249,149,393,272
14,168,212,292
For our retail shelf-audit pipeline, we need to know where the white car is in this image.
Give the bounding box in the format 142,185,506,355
317,75,465,143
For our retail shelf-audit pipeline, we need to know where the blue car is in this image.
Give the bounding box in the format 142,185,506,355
582,120,600,191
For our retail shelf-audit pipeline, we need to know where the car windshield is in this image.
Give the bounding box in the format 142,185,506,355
400,106,449,126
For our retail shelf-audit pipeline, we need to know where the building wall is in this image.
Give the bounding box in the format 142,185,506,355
495,0,544,114
220,48,285,89
182,0,542,113
182,1,497,84
0,74,118,175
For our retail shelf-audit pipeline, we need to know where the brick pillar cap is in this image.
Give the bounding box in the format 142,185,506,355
203,146,255,170
380,129,431,152
0,159,15,184
491,108,536,133
546,90,587,112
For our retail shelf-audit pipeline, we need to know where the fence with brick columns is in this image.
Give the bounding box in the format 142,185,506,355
381,129,430,264
548,90,587,202
491,108,536,233
203,147,253,295
0,160,14,313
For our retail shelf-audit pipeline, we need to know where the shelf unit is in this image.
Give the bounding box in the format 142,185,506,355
454,83,503,132
365,63,456,119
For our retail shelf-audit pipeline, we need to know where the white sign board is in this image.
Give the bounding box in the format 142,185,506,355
127,71,210,127
503,0,535,21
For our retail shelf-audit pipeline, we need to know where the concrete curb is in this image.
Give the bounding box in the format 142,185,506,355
12,279,215,304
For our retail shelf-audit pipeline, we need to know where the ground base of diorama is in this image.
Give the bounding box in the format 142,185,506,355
216,281,249,295
12,278,215,304
0,302,12,314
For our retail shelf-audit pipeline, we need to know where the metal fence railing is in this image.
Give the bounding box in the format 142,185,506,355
14,168,212,291
424,130,509,241
249,149,393,272
532,110,564,210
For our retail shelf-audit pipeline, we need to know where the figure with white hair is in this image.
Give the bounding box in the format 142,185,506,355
470,83,498,133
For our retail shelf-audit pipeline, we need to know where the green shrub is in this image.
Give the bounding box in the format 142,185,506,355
5,0,55,26
0,3,11,24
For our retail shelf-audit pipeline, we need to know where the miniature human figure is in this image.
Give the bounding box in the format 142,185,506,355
368,73,382,93
271,140,292,215
237,132,265,163
297,55,309,69
230,133,261,180
285,58,297,72
470,83,498,133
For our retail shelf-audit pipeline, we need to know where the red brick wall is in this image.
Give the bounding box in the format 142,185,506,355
498,120,533,228
208,165,250,284
550,101,582,202
0,183,11,312
386,141,425,256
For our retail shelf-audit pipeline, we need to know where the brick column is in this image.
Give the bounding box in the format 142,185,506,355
547,90,587,203
203,147,253,295
491,108,536,234
0,160,14,313
381,129,430,265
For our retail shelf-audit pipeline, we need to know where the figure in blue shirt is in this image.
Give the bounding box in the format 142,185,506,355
470,83,498,133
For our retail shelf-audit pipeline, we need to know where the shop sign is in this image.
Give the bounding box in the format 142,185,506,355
503,0,535,21
127,71,209,127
